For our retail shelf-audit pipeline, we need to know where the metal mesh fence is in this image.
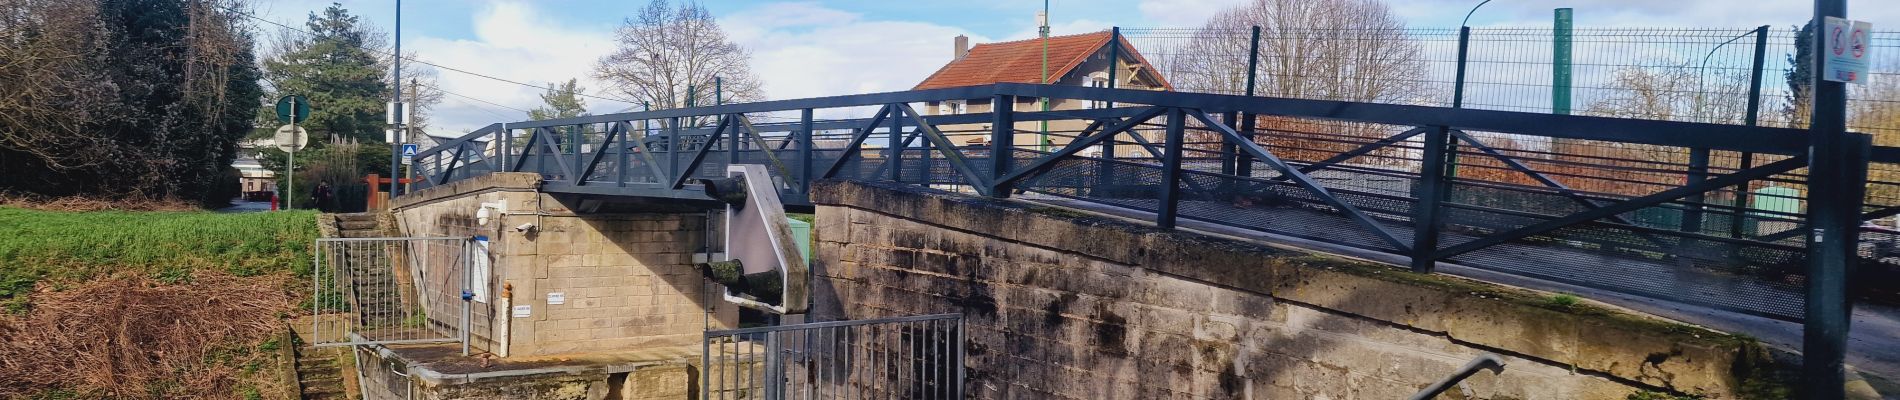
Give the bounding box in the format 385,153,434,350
1121,26,1898,131
311,237,470,348
1118,26,1900,311
701,314,965,400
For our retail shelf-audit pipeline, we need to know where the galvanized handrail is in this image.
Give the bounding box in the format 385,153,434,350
1409,353,1505,400
702,314,965,400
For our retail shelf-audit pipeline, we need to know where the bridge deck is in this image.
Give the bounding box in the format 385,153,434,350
400,83,1898,347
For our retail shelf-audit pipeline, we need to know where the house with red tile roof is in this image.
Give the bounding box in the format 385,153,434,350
915,31,1171,156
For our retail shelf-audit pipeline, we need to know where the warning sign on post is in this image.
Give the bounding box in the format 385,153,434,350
1823,17,1872,85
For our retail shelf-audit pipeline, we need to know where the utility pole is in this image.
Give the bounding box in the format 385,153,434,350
387,0,403,200
1804,0,1865,398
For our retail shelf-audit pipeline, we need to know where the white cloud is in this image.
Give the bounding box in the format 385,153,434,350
722,3,988,109
406,2,624,134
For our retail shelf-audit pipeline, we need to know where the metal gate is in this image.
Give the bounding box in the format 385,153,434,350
310,237,471,351
702,314,965,400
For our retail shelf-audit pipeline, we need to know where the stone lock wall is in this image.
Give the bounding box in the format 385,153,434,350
808,180,1781,400
391,172,737,357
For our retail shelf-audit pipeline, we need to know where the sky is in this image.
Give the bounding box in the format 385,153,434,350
248,0,1900,136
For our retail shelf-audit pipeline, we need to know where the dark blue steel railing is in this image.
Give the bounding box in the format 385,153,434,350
406,83,1890,325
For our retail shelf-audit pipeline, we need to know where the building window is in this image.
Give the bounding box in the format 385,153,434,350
940,100,966,115
1088,76,1109,109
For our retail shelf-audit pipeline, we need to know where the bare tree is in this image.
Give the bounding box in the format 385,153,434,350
1158,0,1429,169
395,54,445,132
1853,76,1900,203
1535,64,1759,196
594,0,762,126
0,0,114,171
1584,65,1752,125
1172,0,1426,103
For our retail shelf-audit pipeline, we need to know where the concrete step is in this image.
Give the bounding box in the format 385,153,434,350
339,230,382,238
295,355,335,364
300,376,343,388
302,389,346,400
336,213,379,222
297,367,341,381
303,387,345,396
337,220,379,230
303,392,347,400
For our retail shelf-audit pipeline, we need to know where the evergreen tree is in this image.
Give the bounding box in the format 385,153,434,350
1784,21,1816,127
263,3,389,143
529,79,590,120
0,0,260,206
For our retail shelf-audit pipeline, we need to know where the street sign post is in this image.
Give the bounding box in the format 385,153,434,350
274,94,310,210
1822,17,1872,84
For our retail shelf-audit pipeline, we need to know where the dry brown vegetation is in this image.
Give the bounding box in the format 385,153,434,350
0,272,297,399
0,194,199,212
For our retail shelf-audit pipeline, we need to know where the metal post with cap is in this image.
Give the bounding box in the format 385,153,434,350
288,97,297,210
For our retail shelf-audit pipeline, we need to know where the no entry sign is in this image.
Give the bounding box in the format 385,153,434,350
1822,17,1872,85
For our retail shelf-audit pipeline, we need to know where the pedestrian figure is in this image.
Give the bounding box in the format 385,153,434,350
314,180,335,212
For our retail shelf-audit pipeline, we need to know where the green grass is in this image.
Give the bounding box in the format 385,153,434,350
0,208,318,310
1546,293,1581,309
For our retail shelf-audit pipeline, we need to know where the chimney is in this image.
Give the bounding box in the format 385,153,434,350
953,35,969,60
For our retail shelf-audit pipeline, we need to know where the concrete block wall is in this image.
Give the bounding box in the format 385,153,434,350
392,172,737,358
510,211,730,355
809,180,1782,400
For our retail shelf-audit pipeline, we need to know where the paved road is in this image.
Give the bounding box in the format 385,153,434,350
1028,196,1900,382
217,199,273,213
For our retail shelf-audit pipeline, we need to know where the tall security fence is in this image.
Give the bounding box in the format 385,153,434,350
701,314,965,400
1120,26,1899,135
310,237,472,353
1121,25,1900,309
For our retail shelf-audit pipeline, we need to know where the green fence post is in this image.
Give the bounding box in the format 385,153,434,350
1454,27,1471,108
1552,8,1573,115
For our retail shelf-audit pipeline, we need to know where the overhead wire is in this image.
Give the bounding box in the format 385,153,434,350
225,4,644,108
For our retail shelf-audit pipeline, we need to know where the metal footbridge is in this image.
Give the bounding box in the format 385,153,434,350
404,82,1894,327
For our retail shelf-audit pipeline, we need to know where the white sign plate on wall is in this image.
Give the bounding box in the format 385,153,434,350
1822,17,1873,84
547,292,566,305
512,305,531,318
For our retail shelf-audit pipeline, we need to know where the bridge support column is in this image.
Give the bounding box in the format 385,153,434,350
799,108,815,195
889,104,903,182
1156,107,1186,229
989,95,1015,197
1409,126,1455,273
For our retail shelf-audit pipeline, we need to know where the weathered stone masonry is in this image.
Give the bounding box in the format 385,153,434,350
809,180,1780,399
391,172,737,357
